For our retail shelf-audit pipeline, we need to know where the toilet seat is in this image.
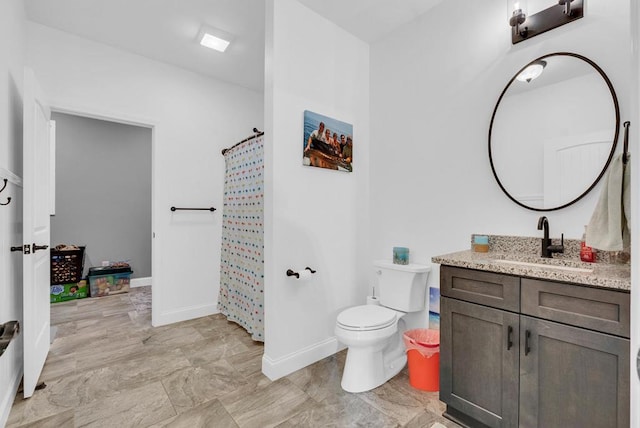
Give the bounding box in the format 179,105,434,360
336,305,398,331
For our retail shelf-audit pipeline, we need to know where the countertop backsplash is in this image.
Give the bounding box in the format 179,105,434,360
470,234,630,265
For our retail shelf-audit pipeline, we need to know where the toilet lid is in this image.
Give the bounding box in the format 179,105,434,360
337,305,397,331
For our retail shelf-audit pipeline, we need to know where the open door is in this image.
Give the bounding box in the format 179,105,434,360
22,68,51,398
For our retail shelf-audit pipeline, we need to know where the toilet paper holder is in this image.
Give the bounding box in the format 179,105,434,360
286,267,316,278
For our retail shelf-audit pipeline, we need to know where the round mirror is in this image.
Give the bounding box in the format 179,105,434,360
489,52,620,211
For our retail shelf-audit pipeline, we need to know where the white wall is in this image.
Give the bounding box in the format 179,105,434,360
0,1,25,425
51,112,152,279
263,0,370,379
370,0,631,290
26,22,263,326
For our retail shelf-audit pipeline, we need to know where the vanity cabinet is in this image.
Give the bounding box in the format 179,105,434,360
440,266,630,428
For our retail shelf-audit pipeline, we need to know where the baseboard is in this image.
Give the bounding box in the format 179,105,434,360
0,365,22,428
130,276,152,288
262,336,345,381
152,303,218,327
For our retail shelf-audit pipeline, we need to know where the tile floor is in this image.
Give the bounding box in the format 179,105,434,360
7,287,460,428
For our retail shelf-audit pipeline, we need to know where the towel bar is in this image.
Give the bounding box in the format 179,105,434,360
623,121,630,165
170,207,216,212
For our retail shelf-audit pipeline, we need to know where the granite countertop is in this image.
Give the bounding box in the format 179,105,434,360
431,235,631,292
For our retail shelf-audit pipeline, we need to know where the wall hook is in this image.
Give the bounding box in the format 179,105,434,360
0,179,10,206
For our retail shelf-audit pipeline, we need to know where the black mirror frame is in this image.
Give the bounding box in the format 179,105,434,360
488,52,620,212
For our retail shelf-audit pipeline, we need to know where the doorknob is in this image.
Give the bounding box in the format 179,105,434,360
32,244,48,252
0,320,20,357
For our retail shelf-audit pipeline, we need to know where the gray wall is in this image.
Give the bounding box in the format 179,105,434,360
51,112,152,278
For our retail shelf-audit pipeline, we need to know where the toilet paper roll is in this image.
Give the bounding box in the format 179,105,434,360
366,296,380,306
297,269,313,281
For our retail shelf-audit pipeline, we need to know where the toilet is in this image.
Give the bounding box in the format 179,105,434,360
335,260,431,393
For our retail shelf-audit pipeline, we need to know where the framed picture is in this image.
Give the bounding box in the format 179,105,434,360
303,110,353,172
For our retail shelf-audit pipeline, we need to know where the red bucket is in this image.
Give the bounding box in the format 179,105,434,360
403,329,440,391
407,349,439,391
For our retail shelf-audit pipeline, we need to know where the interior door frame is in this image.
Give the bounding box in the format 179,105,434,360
48,104,158,324
630,1,640,426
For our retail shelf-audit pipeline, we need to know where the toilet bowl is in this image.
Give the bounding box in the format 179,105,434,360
335,305,407,393
335,261,431,393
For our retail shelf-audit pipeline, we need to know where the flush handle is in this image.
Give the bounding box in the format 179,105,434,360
525,330,531,356
507,325,513,350
0,320,20,357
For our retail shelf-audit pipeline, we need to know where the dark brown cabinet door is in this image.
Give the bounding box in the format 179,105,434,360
519,316,630,428
441,297,519,428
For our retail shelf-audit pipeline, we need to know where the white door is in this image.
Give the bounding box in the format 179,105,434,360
543,131,611,209
22,68,51,398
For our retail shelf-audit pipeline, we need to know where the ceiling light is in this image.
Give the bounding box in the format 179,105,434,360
197,26,233,53
200,33,230,52
516,60,547,83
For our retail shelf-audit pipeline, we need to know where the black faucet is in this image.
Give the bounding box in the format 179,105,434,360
537,216,564,258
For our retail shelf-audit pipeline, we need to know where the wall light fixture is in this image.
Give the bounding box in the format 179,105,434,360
508,0,584,44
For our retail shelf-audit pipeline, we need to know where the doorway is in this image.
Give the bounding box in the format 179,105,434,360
50,112,153,299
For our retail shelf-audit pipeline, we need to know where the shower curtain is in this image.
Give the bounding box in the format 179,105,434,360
218,135,264,341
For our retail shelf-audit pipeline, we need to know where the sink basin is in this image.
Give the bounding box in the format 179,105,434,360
493,258,594,274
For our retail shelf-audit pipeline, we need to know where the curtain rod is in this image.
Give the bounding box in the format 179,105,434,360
221,128,264,156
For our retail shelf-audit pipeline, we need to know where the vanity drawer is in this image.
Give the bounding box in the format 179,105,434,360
440,266,520,312
521,278,630,338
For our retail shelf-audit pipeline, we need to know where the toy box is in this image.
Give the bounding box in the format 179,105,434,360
50,280,88,303
87,266,133,297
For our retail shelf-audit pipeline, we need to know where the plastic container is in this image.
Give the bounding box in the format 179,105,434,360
87,266,133,297
51,246,86,284
580,225,596,263
403,328,440,391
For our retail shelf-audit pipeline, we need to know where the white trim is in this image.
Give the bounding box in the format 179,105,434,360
50,103,156,130
0,167,23,187
0,360,23,428
130,276,152,288
630,1,640,426
153,303,218,327
49,120,56,215
262,337,345,381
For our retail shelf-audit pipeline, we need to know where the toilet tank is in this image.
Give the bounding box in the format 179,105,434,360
374,260,431,312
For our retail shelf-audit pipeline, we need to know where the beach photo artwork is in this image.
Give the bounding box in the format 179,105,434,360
303,110,353,172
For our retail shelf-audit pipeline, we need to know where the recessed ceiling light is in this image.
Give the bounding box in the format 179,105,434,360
197,26,233,53
200,33,230,52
